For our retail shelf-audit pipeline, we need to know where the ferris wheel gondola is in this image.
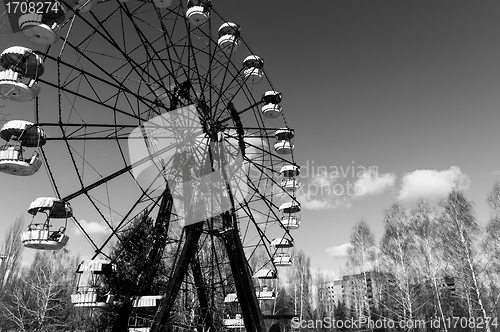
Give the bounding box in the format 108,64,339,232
273,128,294,155
271,237,294,267
0,45,44,101
280,164,301,193
186,0,211,26
128,295,164,331
261,91,283,118
279,201,301,230
0,120,46,176
242,55,264,84
21,197,71,250
218,22,240,53
0,46,44,78
18,1,66,45
71,260,116,308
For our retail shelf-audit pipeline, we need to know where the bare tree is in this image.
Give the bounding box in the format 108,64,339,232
0,216,25,330
410,200,449,331
287,250,313,322
313,268,334,331
346,218,376,329
483,182,500,317
2,250,76,332
440,189,490,332
0,216,24,294
379,204,422,331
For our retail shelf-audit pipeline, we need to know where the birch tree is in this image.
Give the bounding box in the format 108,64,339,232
379,204,421,331
346,218,376,328
0,216,24,294
313,268,334,331
483,181,500,317
0,216,25,330
287,250,313,322
440,189,490,332
409,200,449,331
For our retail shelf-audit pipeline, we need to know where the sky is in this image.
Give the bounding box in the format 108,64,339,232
1,0,500,281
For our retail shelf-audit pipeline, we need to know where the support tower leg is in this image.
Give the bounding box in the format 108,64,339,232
151,223,203,332
222,210,266,332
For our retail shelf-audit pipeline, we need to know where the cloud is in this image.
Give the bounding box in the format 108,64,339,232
325,242,352,258
397,166,470,201
73,220,109,236
354,170,396,196
295,172,352,210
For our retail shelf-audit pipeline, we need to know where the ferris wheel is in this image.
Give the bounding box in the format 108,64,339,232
0,0,301,331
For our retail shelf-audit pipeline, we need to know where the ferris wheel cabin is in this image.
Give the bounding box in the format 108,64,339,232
223,293,245,328
0,70,40,101
279,164,300,192
256,286,276,300
270,237,294,249
279,201,301,230
271,237,294,267
186,0,211,26
0,46,44,78
273,128,294,155
22,197,71,250
224,314,245,329
71,288,114,308
253,268,278,279
254,269,278,303
218,22,240,53
224,293,238,303
261,90,282,118
128,295,163,331
0,46,44,101
19,1,66,46
0,120,46,176
71,260,116,308
243,55,264,84
273,253,293,267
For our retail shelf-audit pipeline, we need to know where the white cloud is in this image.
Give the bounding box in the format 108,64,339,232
73,220,109,236
325,242,352,258
354,170,396,196
397,166,470,201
